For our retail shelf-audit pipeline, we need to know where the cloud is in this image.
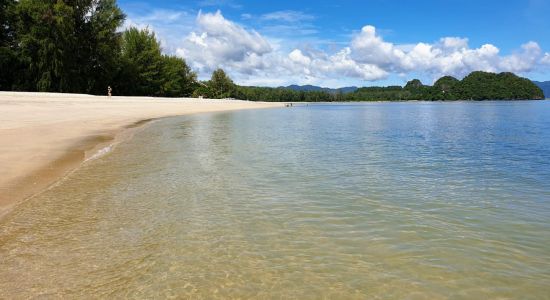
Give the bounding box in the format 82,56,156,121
260,10,315,23
439,37,469,51
123,9,195,53
288,49,312,65
177,10,272,74
127,9,549,87
346,25,548,80
238,10,318,38
285,48,388,81
350,25,404,67
497,41,541,73
177,11,389,84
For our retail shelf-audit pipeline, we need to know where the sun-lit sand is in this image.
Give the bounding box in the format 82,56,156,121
0,92,283,217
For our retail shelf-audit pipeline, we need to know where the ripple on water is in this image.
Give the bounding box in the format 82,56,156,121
1,102,550,298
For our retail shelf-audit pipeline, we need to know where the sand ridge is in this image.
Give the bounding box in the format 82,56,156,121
0,92,284,217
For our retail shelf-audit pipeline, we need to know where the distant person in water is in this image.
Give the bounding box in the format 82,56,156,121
107,86,112,98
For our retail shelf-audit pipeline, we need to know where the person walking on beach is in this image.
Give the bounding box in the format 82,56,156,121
107,86,112,98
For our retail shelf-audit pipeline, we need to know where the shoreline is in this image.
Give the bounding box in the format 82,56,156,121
0,92,284,219
0,118,153,219
287,99,547,104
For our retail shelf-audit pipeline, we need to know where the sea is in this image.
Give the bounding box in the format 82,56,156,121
1,101,549,298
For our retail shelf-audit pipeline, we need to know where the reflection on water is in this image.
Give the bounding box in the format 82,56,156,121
1,102,550,298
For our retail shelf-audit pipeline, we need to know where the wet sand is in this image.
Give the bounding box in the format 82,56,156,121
0,92,283,218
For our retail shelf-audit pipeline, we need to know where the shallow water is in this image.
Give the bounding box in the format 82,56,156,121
1,101,550,298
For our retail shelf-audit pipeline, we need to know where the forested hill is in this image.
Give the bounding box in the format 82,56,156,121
278,74,544,101
344,72,544,101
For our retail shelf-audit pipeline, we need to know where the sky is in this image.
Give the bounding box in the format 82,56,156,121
119,0,550,88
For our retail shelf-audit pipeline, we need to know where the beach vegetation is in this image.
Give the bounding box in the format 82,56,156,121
118,27,163,96
208,69,236,98
0,0,19,90
10,0,124,93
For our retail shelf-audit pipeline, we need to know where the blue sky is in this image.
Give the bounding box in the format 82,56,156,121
119,0,550,87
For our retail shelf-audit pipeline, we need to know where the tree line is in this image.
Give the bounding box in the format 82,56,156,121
226,72,544,102
0,0,198,97
0,0,544,101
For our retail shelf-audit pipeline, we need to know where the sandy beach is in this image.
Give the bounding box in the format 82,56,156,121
0,92,283,218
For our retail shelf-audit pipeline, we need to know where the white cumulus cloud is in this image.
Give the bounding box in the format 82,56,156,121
177,10,272,74
346,25,548,80
126,9,550,86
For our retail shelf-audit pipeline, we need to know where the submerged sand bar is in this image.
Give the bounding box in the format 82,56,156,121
0,92,283,217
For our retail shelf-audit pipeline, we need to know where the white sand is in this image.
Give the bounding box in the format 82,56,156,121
0,92,283,217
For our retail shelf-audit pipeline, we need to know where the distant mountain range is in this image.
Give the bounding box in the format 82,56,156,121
282,85,358,94
533,81,550,99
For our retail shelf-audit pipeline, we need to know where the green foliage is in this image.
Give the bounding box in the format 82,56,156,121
0,0,16,43
434,76,459,92
404,79,423,89
85,0,126,94
233,85,333,102
346,86,407,101
118,27,163,96
0,0,19,90
3,1,195,97
208,69,235,98
117,27,197,97
13,0,125,93
344,72,543,102
433,76,459,100
457,71,544,100
192,84,213,98
160,55,197,97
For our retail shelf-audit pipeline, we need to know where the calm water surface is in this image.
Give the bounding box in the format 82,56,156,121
1,101,550,299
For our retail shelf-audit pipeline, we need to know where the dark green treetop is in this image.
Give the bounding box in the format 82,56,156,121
405,79,423,89
209,69,236,98
14,0,125,93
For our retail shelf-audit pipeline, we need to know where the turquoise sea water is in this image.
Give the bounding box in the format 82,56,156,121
1,101,549,298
